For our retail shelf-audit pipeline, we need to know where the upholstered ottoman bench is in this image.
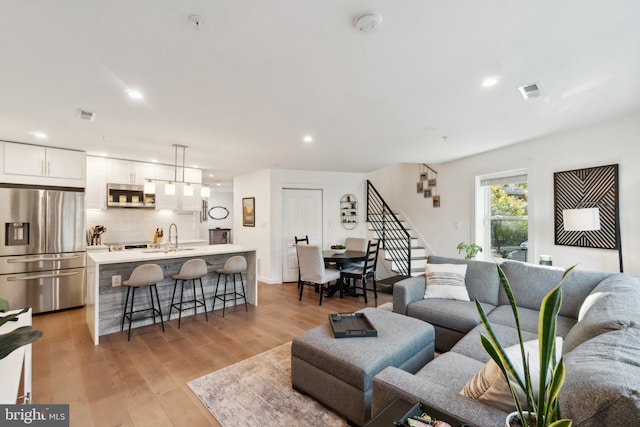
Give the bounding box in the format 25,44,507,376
291,307,435,426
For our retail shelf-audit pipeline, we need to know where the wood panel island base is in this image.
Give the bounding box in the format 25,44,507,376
86,244,257,345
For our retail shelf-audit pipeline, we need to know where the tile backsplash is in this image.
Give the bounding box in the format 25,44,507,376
86,209,208,245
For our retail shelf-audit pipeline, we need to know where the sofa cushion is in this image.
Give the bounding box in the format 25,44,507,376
451,323,538,364
406,299,495,336
428,256,500,305
488,305,577,338
560,326,640,425
416,351,485,392
563,274,640,354
499,261,612,319
460,338,563,412
424,263,470,301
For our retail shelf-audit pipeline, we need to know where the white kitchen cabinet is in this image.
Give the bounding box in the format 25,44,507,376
86,156,107,209
107,159,154,185
155,182,202,211
1,141,85,187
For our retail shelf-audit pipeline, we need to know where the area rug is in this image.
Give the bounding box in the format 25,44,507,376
188,342,347,427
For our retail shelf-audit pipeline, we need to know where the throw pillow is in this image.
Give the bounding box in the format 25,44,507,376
460,337,563,412
424,263,470,301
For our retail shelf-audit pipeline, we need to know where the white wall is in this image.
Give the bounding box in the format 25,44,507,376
206,190,234,231
233,168,367,284
368,110,640,274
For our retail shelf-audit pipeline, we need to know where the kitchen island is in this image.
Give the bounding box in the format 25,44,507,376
86,244,257,345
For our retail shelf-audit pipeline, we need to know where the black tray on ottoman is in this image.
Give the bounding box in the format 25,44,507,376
329,312,378,338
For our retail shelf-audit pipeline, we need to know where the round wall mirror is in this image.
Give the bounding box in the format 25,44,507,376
208,206,229,220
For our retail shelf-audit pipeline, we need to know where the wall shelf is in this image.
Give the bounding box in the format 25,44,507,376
340,194,358,230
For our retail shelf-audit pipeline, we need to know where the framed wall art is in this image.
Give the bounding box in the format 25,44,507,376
554,164,619,249
242,197,255,227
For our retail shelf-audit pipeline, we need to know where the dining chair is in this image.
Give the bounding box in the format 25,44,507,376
296,244,341,305
341,240,380,304
294,235,310,290
342,237,368,270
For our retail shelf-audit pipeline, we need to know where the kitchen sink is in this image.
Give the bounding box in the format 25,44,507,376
139,247,197,254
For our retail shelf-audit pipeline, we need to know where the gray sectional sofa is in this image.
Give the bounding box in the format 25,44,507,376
371,255,640,426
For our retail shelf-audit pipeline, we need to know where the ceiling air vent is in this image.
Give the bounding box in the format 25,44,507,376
518,82,542,100
77,109,97,122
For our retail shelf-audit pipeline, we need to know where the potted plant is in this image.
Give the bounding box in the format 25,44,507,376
456,242,483,259
0,297,42,360
475,265,573,427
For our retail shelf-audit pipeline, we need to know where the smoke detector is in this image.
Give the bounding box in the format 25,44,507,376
518,82,542,100
355,13,382,34
77,109,97,122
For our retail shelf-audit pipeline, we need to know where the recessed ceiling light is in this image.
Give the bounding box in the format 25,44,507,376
151,159,158,163
216,181,221,186
208,174,214,178
126,89,143,99
99,152,108,157
29,131,47,139
481,77,499,87
303,135,313,143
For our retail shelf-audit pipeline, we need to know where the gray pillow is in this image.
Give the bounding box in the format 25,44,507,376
563,274,640,354
560,327,640,425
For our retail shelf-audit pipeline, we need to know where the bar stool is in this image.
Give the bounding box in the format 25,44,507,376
168,259,209,328
121,263,165,341
213,256,248,316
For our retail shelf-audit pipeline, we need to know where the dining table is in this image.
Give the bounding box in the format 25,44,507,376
322,250,367,298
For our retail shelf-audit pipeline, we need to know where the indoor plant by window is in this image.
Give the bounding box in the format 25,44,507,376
0,297,42,360
456,242,483,259
475,265,573,427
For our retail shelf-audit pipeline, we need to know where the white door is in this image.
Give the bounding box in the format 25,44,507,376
282,188,323,283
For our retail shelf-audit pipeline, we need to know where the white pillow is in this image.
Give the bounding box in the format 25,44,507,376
424,263,470,301
460,338,563,412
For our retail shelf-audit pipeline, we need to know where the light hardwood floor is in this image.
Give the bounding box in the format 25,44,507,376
31,281,391,427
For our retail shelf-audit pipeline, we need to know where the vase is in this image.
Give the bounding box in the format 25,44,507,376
505,411,535,427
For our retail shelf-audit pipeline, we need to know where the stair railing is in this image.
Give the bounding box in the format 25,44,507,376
366,180,411,277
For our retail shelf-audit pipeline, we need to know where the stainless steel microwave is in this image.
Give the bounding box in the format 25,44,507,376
106,183,155,208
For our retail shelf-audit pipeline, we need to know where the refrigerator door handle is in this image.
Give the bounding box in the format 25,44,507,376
7,271,80,281
6,255,81,263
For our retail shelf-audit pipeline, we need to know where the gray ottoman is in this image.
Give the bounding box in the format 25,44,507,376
291,307,435,426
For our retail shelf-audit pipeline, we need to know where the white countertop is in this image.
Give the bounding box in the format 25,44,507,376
87,244,255,265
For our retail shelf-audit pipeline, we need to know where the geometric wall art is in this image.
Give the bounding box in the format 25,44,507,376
553,164,619,249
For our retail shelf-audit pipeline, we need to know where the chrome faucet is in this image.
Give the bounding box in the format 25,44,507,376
168,223,178,251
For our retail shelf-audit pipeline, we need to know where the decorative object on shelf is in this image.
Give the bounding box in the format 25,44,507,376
418,164,439,203
208,206,230,220
475,265,574,427
456,242,483,259
339,194,358,230
554,164,621,271
242,197,255,227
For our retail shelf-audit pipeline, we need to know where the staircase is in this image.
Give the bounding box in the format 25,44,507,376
366,180,427,285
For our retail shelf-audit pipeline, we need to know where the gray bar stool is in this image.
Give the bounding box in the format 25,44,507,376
168,258,209,328
213,255,248,316
121,263,165,341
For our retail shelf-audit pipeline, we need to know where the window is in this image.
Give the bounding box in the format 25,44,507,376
477,171,528,261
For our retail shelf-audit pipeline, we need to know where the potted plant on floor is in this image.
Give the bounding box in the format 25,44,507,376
475,265,573,427
0,297,42,360
456,242,483,259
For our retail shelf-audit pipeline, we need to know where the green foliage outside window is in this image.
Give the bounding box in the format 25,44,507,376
491,183,528,259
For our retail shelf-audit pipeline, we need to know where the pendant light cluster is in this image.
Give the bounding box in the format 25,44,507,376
144,144,210,198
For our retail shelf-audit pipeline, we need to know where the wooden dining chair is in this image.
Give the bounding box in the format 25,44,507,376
341,240,380,304
296,244,341,305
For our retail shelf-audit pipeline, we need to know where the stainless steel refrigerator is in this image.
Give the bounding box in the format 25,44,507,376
0,185,86,313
